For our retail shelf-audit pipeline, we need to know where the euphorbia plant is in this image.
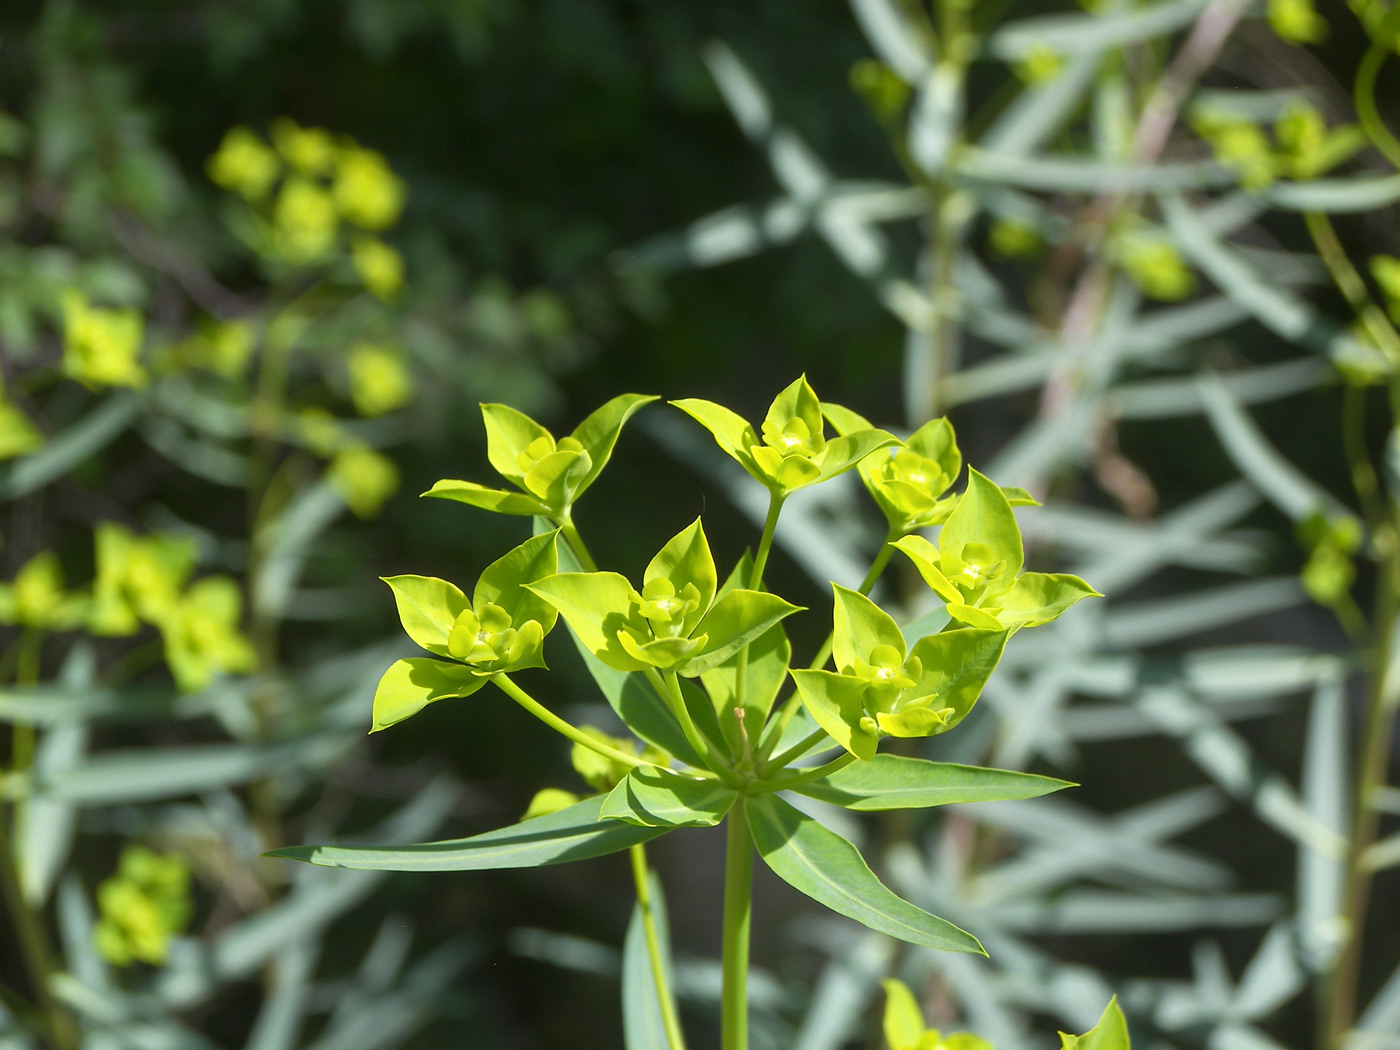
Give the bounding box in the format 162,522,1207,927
271,376,1102,1050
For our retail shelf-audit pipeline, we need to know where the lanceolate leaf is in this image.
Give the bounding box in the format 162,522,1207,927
744,794,984,953
601,767,737,827
702,620,791,752
793,755,1072,810
268,795,667,871
419,479,548,516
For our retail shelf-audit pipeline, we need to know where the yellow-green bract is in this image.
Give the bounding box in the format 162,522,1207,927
371,530,560,731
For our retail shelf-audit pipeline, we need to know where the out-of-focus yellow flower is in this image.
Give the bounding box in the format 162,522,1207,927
347,343,413,416
270,117,337,176
333,147,405,230
273,178,338,263
89,524,197,636
162,320,256,379
295,407,345,456
1193,112,1277,190
0,551,87,630
161,576,257,692
1014,44,1063,85
0,373,41,460
1269,0,1328,43
207,127,280,200
62,290,147,390
1118,231,1195,301
93,847,192,967
351,236,404,301
329,445,400,518
988,217,1041,259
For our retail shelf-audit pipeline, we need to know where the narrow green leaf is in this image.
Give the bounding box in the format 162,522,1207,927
267,794,667,871
601,767,737,827
745,794,984,953
623,869,675,1050
381,575,470,657
419,479,547,516
0,391,142,501
371,658,485,732
571,393,659,496
794,755,1072,810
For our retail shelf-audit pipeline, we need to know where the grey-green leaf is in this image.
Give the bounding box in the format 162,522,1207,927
793,755,1072,811
744,793,984,953
267,794,668,871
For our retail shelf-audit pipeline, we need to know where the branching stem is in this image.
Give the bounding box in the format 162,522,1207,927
492,674,653,770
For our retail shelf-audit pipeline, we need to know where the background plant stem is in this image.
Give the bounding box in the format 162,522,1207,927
629,844,688,1050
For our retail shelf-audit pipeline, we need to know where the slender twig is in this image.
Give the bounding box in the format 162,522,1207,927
492,673,655,770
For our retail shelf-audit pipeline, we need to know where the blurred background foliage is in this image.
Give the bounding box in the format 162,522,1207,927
2,0,1399,1048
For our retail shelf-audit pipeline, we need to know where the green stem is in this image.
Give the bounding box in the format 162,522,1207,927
1355,20,1400,172
557,513,598,573
1342,384,1390,548
1324,524,1400,1046
0,798,78,1050
659,670,737,785
1304,211,1400,366
758,729,832,777
751,752,857,795
748,493,785,591
629,845,688,1050
492,674,653,770
720,804,753,1050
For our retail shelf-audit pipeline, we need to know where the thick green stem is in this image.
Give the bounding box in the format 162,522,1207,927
720,805,753,1050
629,845,687,1050
0,797,78,1050
492,674,653,770
557,514,598,572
